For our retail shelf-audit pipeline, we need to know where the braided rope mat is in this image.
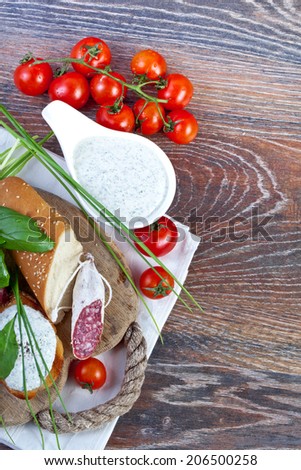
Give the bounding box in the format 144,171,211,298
37,322,147,434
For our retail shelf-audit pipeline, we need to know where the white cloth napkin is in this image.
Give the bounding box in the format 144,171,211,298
0,128,200,450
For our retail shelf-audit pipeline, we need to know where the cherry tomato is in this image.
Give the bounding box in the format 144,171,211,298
134,216,178,256
165,110,198,145
71,37,111,77
140,266,174,299
96,104,135,132
131,49,167,80
14,57,53,96
48,72,90,109
157,73,193,110
90,71,127,106
132,99,166,135
74,357,107,393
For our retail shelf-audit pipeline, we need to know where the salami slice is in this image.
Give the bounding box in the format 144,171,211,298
72,299,103,360
71,254,111,360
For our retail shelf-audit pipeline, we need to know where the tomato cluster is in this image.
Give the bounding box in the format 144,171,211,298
13,37,198,145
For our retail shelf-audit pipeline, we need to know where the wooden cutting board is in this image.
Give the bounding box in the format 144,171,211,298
0,190,139,426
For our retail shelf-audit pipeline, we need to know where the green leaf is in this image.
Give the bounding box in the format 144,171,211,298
0,207,55,252
0,249,10,288
0,315,18,380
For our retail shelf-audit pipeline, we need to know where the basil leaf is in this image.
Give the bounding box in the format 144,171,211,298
0,315,18,380
0,249,10,288
0,207,54,252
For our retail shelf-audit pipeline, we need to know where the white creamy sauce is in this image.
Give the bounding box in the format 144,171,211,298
0,305,56,392
73,136,169,224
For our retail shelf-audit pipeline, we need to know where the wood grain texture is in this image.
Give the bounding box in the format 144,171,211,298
0,0,301,450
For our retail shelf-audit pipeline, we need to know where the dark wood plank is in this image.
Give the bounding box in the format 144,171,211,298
0,0,301,450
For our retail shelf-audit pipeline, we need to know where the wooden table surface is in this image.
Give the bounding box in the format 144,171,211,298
1,0,301,450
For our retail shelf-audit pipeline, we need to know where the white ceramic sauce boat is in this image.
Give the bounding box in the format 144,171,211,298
42,100,176,228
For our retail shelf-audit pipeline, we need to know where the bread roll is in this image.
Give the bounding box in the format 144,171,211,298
0,176,83,323
0,292,64,400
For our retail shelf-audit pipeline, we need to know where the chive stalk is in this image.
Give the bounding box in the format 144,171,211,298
12,272,72,448
0,139,20,169
13,277,45,449
20,298,72,423
0,131,53,179
0,106,202,313
1,117,195,315
0,415,15,446
18,301,61,449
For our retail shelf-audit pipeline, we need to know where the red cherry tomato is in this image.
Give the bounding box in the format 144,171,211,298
74,357,107,393
157,73,193,110
132,99,166,135
134,216,178,256
48,72,90,109
165,109,198,145
131,49,167,80
71,37,111,77
140,266,174,299
96,104,135,132
90,71,127,106
13,57,53,96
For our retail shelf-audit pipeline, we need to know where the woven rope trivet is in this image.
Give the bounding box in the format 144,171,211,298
37,322,147,433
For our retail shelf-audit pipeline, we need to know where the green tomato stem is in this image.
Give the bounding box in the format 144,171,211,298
154,100,170,128
33,57,168,105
